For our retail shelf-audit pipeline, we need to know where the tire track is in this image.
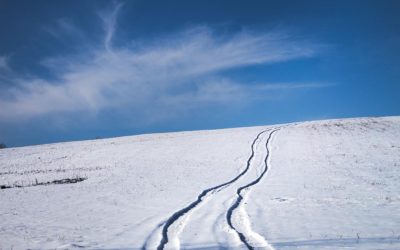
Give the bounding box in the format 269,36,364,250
226,128,279,250
153,129,270,250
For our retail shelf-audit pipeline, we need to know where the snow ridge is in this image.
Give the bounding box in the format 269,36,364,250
149,129,270,250
226,128,279,250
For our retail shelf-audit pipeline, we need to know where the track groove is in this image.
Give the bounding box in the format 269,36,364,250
152,129,270,250
226,128,280,250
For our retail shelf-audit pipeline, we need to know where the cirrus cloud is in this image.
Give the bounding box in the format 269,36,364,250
0,4,328,124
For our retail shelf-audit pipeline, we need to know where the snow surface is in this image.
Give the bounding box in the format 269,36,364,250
1,116,400,249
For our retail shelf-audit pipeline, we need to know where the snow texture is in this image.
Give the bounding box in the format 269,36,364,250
1,116,400,249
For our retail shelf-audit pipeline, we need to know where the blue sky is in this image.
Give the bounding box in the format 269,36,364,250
0,0,399,147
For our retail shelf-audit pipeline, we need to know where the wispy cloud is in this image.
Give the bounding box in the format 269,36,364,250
44,18,87,42
0,56,13,85
158,79,329,108
0,56,9,71
0,4,328,124
100,2,124,52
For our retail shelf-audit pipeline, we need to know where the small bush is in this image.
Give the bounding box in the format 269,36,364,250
0,143,6,149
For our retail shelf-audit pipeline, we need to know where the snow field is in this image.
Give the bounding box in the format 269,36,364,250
1,116,400,249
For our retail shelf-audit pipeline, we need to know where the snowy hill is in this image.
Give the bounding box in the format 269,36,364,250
1,116,400,249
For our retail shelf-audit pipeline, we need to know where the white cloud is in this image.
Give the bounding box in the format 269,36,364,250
100,2,124,52
0,5,328,124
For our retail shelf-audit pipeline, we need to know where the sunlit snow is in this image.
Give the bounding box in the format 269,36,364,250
1,116,399,249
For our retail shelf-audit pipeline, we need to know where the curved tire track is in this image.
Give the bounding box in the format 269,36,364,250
154,129,270,250
226,128,279,250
